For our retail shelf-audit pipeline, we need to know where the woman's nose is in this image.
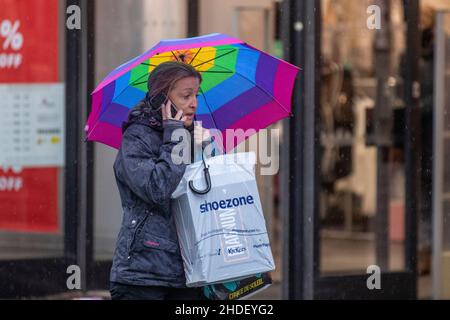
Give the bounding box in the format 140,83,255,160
191,97,198,108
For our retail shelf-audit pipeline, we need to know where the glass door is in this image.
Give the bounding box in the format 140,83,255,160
315,0,418,298
282,0,420,299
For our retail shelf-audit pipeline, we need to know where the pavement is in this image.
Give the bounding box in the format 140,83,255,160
35,281,282,300
36,277,431,300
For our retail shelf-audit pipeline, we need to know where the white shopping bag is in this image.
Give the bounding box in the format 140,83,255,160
171,152,275,287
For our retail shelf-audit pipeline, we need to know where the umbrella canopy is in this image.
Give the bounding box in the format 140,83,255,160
85,33,299,152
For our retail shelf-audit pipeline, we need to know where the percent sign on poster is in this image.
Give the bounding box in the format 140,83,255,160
0,19,23,69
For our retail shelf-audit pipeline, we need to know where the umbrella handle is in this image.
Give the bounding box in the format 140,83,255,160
189,167,211,195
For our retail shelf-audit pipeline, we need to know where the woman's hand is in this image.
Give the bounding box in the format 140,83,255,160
162,99,186,122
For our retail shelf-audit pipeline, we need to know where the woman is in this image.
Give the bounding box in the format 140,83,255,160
109,61,208,300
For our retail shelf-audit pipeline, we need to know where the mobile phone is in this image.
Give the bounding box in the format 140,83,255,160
149,93,179,118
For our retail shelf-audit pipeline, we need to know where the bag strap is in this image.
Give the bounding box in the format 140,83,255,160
188,139,212,194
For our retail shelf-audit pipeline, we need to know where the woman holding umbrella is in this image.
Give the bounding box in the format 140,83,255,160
85,33,299,300
109,61,209,300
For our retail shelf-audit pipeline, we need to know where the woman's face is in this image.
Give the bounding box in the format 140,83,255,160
168,76,200,127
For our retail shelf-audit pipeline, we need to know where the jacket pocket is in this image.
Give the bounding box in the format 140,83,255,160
142,232,178,253
130,231,184,278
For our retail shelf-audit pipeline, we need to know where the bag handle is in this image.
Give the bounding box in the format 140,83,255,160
188,137,212,194
188,164,211,194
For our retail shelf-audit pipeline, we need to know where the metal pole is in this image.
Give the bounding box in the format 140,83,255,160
281,0,303,300
80,0,95,293
280,0,292,300
374,0,392,271
65,0,95,293
301,0,321,300
403,0,420,292
281,0,321,300
432,11,446,300
65,0,81,265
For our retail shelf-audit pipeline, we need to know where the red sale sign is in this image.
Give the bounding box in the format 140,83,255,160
0,167,59,233
0,0,58,83
0,0,61,233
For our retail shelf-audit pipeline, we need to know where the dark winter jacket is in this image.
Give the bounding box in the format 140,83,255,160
110,98,194,287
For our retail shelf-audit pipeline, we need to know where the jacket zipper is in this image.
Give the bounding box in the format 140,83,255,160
128,214,149,257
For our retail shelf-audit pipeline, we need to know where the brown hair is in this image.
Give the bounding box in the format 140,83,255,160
147,61,202,97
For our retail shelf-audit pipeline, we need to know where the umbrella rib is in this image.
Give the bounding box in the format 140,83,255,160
151,47,239,59
140,62,158,67
189,55,235,73
132,79,148,86
86,119,102,139
171,51,179,61
198,70,234,74
193,49,236,69
189,48,202,65
130,72,150,86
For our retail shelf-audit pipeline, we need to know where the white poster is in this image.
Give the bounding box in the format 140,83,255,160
0,83,65,167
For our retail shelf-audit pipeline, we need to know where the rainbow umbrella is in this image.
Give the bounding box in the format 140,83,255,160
85,33,299,152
